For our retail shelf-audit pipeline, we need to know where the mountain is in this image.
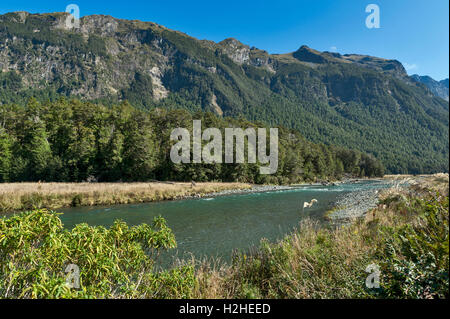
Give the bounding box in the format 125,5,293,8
410,74,449,101
0,12,448,174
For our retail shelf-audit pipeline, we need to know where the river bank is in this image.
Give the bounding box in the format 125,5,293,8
0,182,251,213
326,173,449,223
326,187,383,223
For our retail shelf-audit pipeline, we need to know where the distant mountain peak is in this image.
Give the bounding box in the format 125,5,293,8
293,45,330,64
219,38,247,47
411,74,449,101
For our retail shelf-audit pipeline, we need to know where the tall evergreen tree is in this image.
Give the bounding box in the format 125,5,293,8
0,129,12,182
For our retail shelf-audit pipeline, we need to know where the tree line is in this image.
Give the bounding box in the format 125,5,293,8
0,98,384,183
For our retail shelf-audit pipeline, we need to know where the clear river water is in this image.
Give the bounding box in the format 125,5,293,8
55,180,389,266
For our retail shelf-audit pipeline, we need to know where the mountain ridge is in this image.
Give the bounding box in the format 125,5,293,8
0,11,448,174
411,74,449,101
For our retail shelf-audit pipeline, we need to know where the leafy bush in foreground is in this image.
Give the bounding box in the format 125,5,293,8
0,209,195,298
379,194,449,298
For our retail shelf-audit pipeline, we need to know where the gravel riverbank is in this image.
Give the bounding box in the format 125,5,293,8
327,179,405,223
327,189,381,222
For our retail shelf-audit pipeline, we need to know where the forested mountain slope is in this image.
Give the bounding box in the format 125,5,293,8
0,12,448,174
0,99,384,183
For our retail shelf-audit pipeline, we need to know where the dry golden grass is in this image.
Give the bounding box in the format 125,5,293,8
192,218,377,299
0,182,251,213
381,173,449,198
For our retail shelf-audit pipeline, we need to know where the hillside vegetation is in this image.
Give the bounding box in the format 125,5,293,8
0,98,383,184
0,12,448,174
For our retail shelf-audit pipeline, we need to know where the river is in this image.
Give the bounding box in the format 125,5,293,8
57,180,391,266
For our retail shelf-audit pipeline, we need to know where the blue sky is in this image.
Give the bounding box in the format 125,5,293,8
1,0,448,80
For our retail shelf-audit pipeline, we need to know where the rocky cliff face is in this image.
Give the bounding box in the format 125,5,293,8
0,11,423,106
0,12,175,101
0,12,448,174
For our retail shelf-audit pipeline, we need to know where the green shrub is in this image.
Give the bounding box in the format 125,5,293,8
20,193,44,210
0,209,195,299
71,194,82,207
379,194,449,298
